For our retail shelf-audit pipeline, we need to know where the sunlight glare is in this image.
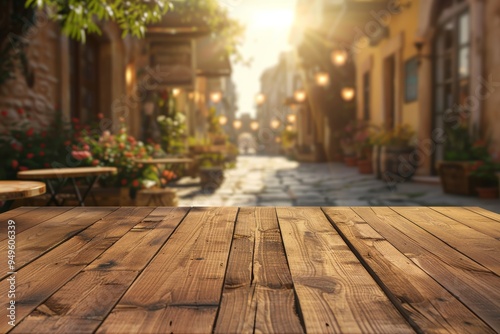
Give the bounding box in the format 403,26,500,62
250,9,294,29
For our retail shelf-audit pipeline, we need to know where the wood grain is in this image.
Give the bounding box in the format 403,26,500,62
17,166,117,179
324,207,495,333
215,207,303,334
0,207,115,277
277,207,413,333
97,207,238,332
391,207,500,275
0,181,46,200
466,206,500,222
0,207,153,333
0,207,71,241
430,207,500,240
355,207,500,332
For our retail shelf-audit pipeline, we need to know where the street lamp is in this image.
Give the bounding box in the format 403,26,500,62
287,114,296,123
219,115,228,126
233,119,242,130
210,91,222,103
331,50,347,66
256,93,266,106
294,89,306,103
315,72,330,87
341,87,356,101
250,121,259,131
172,88,181,97
286,125,293,132
270,119,280,129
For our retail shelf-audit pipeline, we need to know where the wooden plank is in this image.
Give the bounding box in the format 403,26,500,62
431,207,500,240
0,207,116,277
214,207,256,333
215,207,304,334
86,207,190,271
355,207,500,332
0,207,153,333
97,306,218,334
11,271,137,334
466,206,500,222
97,207,238,333
324,207,495,333
391,207,500,275
0,206,38,222
0,207,71,241
277,207,413,333
13,207,189,333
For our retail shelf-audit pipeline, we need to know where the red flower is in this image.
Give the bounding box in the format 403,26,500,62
26,152,34,159
97,113,104,120
64,140,71,146
41,131,47,138
132,180,140,188
26,128,34,137
91,159,99,166
19,166,29,171
40,143,46,149
17,108,24,115
72,117,79,123
121,179,128,186
39,151,45,157
1,110,8,117
44,163,50,168
11,160,18,169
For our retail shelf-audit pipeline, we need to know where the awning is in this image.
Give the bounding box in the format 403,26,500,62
195,36,231,78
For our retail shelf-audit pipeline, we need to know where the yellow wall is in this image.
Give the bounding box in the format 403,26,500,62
354,1,421,132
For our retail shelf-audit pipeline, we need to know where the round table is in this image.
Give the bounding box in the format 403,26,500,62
0,180,46,212
17,167,117,206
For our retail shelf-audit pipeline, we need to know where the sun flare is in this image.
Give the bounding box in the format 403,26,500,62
250,9,294,29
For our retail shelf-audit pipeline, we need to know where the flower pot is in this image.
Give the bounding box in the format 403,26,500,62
380,145,416,181
344,156,357,167
358,159,373,174
437,161,479,195
476,187,499,199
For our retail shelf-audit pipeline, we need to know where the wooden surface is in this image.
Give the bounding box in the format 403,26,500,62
0,206,498,333
17,167,117,179
0,181,46,200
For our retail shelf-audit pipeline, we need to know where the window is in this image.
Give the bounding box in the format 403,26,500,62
432,0,470,171
404,57,418,102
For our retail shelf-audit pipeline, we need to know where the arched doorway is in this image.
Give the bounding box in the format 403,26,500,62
238,132,257,155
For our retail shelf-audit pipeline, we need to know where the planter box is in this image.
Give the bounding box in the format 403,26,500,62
437,161,478,195
380,146,417,181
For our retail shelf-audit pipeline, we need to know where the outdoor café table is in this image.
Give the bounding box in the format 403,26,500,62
0,181,46,212
0,206,498,333
16,167,117,206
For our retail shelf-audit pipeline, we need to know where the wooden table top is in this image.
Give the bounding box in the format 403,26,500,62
134,158,194,164
0,206,498,333
17,167,117,179
0,181,46,201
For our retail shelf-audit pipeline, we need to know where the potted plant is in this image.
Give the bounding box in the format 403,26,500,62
340,120,357,166
379,124,417,181
469,154,500,199
437,124,486,196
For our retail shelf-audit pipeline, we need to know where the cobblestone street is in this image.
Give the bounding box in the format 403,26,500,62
175,156,500,213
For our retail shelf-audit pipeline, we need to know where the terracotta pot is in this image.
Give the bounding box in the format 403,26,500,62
344,156,357,167
358,159,373,174
476,187,499,199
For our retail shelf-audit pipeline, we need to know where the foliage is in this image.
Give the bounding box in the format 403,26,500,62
25,0,170,42
76,117,175,189
281,129,297,149
197,152,226,168
443,124,480,161
206,106,224,136
374,124,415,147
466,140,499,186
0,108,80,180
155,90,187,155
